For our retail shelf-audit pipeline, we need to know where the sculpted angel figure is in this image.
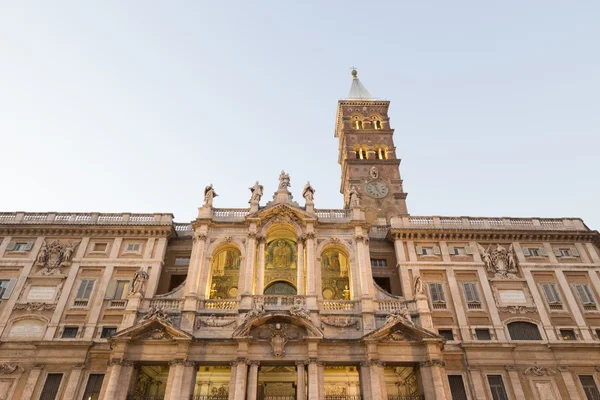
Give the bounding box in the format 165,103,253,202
35,242,49,266
477,243,493,271
348,185,360,208
249,181,264,203
203,184,218,207
507,244,518,273
60,241,80,266
130,269,149,296
302,181,315,203
413,276,424,295
278,170,290,189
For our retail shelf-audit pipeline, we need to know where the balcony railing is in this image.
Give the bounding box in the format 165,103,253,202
253,295,303,310
149,299,184,310
321,300,359,312
212,208,250,222
202,299,238,310
377,300,416,313
0,212,173,225
393,216,587,231
315,209,351,222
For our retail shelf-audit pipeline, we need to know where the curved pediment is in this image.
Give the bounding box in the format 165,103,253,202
233,311,323,339
110,316,193,343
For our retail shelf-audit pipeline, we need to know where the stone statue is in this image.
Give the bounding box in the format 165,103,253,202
203,184,217,207
130,269,149,296
385,306,412,325
302,181,315,203
36,241,49,265
249,181,264,203
243,301,265,323
278,170,290,189
413,276,424,295
477,243,518,278
370,166,379,180
209,283,218,299
289,298,311,319
348,185,360,208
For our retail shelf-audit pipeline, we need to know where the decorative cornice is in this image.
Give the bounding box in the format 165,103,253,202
0,226,172,238
169,359,195,367
388,229,597,244
13,302,56,311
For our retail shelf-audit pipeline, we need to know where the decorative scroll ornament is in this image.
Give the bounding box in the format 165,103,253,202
524,365,556,376
0,362,22,374
477,243,518,278
35,240,80,275
196,314,237,328
320,316,360,330
243,301,266,323
129,269,149,296
140,307,174,325
13,302,56,311
269,323,289,358
370,166,379,180
496,305,536,314
139,328,172,340
385,306,412,325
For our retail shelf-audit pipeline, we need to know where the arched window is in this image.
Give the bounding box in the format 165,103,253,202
353,120,363,130
374,120,382,129
321,249,350,300
507,321,542,340
209,248,241,299
360,148,368,160
355,149,361,159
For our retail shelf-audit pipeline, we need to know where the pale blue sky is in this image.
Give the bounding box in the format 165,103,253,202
1,1,598,229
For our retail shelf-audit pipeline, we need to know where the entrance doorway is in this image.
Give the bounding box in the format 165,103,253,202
258,365,298,400
128,365,169,400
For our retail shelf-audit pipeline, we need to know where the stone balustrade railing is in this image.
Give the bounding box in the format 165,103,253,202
314,209,351,222
253,295,303,310
201,299,238,310
0,212,173,225
212,208,250,222
376,300,416,313
148,298,184,310
320,300,359,312
391,216,587,231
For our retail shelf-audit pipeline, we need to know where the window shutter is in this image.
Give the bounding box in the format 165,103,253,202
24,241,34,251
83,280,95,300
415,246,423,255
583,285,596,305
6,242,16,251
447,246,455,255
553,248,562,257
571,247,580,257
522,248,530,256
465,246,474,255
429,283,445,303
433,245,441,255
463,283,481,303
1,279,17,300
539,247,548,256
105,280,117,299
574,284,595,305
542,283,560,304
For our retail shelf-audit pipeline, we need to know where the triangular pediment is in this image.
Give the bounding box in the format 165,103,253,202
362,317,442,343
249,203,314,225
110,317,192,343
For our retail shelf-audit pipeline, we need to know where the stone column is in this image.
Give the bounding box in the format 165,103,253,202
555,269,593,340
180,362,197,400
246,361,260,400
228,362,238,400
192,234,209,299
558,366,582,399
368,360,387,400
183,233,203,297
297,236,305,295
242,233,257,295
359,362,372,400
306,233,316,296
318,362,325,400
504,366,525,399
21,364,44,400
393,235,412,298
419,360,447,400
62,364,85,400
166,360,196,400
307,358,320,399
233,358,249,400
256,236,266,295
101,359,124,400
296,361,307,400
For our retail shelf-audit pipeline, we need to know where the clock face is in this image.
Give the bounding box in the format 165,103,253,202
365,181,389,198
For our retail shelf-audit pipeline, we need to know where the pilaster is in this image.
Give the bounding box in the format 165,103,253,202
62,364,85,400
21,364,44,400
246,361,260,400
476,268,507,341
446,268,470,341
557,366,582,399
307,358,320,399
393,237,412,298
296,361,307,400
504,366,525,399
256,236,266,295
522,267,557,341
84,264,115,340
555,269,593,340
297,236,305,295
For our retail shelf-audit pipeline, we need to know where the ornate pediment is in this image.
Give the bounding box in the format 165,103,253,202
110,317,192,343
362,316,441,343
250,203,312,227
233,311,323,339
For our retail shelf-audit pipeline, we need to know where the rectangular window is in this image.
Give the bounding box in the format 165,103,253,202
560,329,577,341
448,375,468,400
100,327,117,338
40,373,63,400
82,374,105,400
555,247,580,258
487,375,509,400
175,257,190,265
114,281,129,300
462,282,481,309
92,243,108,252
476,329,492,340
370,259,387,267
580,375,600,400
541,283,563,310
438,329,454,341
61,327,78,339
6,241,33,252
523,247,547,257
125,243,141,253
0,279,17,299
76,280,95,300
573,283,597,311
560,249,571,257
428,283,446,309
451,247,466,256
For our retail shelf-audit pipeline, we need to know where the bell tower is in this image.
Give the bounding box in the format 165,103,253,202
335,70,408,223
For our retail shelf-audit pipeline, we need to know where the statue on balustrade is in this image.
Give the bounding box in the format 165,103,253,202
249,181,264,203
203,184,218,207
302,181,315,203
278,170,291,190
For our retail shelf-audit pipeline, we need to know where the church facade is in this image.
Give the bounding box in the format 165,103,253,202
0,72,599,400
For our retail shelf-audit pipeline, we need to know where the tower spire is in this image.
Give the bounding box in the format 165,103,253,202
347,68,374,100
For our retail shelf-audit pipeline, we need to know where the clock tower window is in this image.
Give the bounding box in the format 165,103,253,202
374,119,382,129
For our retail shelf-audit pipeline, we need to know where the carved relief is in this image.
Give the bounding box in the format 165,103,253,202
0,363,22,374
35,240,80,275
385,306,412,325
321,316,360,330
477,243,518,278
269,323,288,358
129,269,149,297
196,315,237,329
138,328,173,340
524,365,556,376
13,302,56,312
288,298,311,320
139,307,174,325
